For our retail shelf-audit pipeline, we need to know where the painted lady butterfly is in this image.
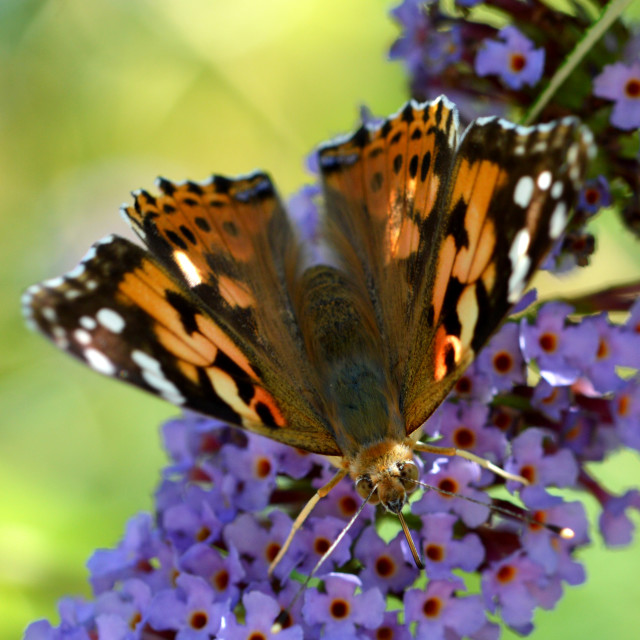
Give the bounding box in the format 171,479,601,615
23,97,592,566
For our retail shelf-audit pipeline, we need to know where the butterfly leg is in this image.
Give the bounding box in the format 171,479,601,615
413,441,529,485
268,467,348,576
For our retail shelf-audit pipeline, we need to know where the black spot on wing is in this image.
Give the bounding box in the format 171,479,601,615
255,402,279,428
165,230,188,251
165,289,199,334
222,221,239,237
195,217,210,231
420,152,431,182
409,154,419,179
447,199,470,249
441,277,463,338
180,225,197,245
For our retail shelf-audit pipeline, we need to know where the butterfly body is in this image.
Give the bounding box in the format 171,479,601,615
24,97,593,528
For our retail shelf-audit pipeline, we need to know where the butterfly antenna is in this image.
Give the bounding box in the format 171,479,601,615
407,477,575,539
398,511,424,569
272,484,376,633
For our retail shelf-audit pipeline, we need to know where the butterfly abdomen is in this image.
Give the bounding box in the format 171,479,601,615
295,265,404,456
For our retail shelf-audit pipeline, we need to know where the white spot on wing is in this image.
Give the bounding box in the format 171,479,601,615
141,369,185,405
74,329,92,345
551,181,563,199
43,277,64,289
132,349,161,372
514,176,535,208
549,202,568,239
97,308,126,334
131,349,185,405
81,246,97,263
537,171,552,190
80,316,97,330
84,348,116,375
567,143,579,165
508,229,531,302
67,263,86,279
42,307,57,323
174,250,203,287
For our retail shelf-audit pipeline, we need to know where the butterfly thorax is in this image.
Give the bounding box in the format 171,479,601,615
296,265,405,458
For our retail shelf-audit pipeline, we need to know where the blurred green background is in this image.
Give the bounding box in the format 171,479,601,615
2,1,639,638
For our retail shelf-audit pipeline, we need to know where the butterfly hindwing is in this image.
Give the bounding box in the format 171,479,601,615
23,235,340,454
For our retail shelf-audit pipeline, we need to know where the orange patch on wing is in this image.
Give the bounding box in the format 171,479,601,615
468,218,497,283
432,235,457,324
217,275,255,309
195,315,256,380
449,158,478,206
154,323,216,365
251,386,287,428
389,217,420,261
452,162,501,283
206,367,248,418
456,285,479,349
481,261,497,293
177,359,200,383
434,326,462,382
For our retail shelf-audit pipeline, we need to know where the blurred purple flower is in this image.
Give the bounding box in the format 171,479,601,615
593,61,640,130
577,176,612,215
475,26,545,90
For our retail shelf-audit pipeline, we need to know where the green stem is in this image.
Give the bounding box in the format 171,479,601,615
523,0,634,125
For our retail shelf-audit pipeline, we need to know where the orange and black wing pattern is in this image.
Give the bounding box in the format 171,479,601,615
316,99,593,435
25,176,340,454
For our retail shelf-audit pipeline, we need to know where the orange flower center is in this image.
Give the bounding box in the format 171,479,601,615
510,53,526,72
625,78,640,98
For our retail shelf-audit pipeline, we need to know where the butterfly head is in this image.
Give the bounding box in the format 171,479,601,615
351,440,419,514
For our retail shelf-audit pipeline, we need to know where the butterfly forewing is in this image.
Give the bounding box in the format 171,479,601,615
24,234,340,454
318,98,459,390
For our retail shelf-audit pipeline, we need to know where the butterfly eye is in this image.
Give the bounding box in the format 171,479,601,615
355,475,378,503
398,460,419,493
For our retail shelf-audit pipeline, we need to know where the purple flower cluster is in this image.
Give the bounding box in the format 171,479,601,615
390,0,639,243
25,282,640,638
